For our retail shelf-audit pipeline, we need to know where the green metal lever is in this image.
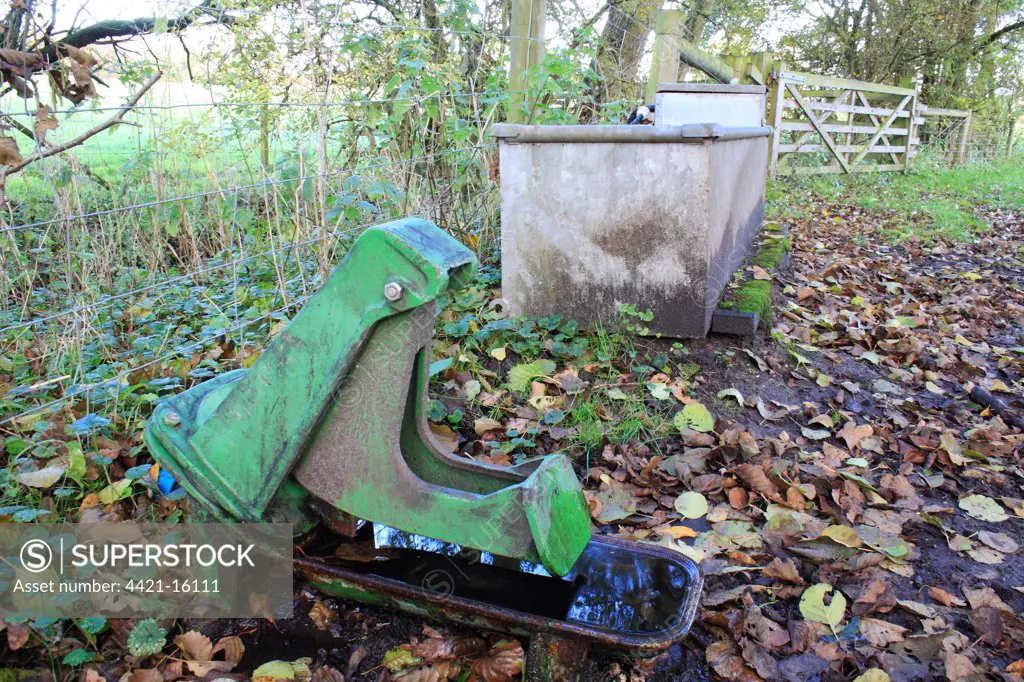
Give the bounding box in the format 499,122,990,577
145,218,592,576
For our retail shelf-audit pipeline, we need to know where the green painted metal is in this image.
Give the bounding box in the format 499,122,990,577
145,218,591,576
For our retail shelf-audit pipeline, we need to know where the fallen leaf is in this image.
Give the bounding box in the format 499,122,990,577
820,525,862,548
763,557,804,584
969,607,1004,646
507,360,555,392
944,652,977,680
429,424,459,453
17,465,67,489
592,480,636,523
852,669,890,682
977,530,1018,554
959,494,1008,522
471,640,523,682
717,388,744,406
308,599,336,630
96,478,132,504
896,600,936,619
799,583,846,628
963,586,1012,612
473,418,503,436
674,402,715,433
674,491,708,519
859,618,907,647
838,422,873,450
927,586,966,607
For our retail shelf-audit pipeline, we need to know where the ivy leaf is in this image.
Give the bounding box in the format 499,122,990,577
62,649,96,667
68,413,111,436
799,583,846,628
78,617,108,635
127,619,167,657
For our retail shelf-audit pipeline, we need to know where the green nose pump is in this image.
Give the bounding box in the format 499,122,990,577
144,219,591,577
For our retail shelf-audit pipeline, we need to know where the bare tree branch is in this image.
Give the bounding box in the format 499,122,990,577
979,16,1024,50
1,70,161,178
37,0,226,64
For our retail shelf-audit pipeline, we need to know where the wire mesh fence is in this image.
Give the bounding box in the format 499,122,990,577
0,0,667,432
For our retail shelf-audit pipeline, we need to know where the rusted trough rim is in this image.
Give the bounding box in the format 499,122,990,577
296,534,703,653
490,123,772,143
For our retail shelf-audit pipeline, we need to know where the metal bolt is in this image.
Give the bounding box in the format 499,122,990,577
163,411,181,428
384,281,404,302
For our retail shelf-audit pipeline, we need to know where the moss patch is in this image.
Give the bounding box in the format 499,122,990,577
753,234,791,270
731,278,773,318
717,227,791,324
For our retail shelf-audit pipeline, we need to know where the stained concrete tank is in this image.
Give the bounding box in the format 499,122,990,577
491,122,771,338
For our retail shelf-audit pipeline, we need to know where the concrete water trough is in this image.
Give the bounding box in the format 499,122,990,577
492,116,770,338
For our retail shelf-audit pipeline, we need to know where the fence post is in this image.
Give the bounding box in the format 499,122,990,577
765,60,785,178
898,76,919,173
646,10,686,102
957,113,972,165
508,0,547,123
260,104,270,169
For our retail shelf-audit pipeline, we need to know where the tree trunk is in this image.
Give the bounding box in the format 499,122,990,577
580,0,661,121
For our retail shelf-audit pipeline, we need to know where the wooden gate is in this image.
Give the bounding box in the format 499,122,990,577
767,68,921,176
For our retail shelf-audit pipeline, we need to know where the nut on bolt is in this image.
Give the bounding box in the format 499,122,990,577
384,281,404,302
163,411,182,428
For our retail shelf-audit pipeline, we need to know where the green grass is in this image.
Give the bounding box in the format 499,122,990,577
772,160,1024,243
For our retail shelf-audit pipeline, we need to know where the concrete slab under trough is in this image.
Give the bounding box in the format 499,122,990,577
491,123,770,338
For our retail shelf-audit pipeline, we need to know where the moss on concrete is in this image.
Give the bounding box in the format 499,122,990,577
716,227,791,326
731,279,773,318
752,235,791,270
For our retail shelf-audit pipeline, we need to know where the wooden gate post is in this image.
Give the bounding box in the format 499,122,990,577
898,76,920,172
957,113,972,165
509,0,547,123
646,10,686,102
765,60,786,177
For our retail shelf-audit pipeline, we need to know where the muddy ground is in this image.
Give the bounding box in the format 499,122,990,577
178,197,1024,682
